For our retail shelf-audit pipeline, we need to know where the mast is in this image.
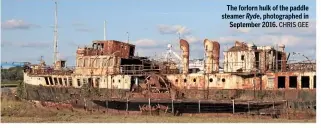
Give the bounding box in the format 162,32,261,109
126,32,129,43
53,1,58,64
104,20,106,40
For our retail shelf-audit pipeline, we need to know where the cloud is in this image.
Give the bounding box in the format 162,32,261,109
72,22,86,27
49,25,62,28
228,27,252,34
75,28,95,32
132,39,158,47
214,36,244,44
183,35,201,44
237,28,251,33
157,24,191,35
1,19,40,30
1,41,51,48
72,22,95,32
253,35,308,46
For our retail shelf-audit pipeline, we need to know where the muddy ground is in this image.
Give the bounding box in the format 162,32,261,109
0,94,315,123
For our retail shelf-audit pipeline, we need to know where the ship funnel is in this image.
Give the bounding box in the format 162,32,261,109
204,39,220,73
180,39,189,74
204,39,214,74
212,41,220,72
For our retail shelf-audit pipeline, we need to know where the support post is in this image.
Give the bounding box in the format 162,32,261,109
273,101,275,109
148,98,151,115
172,99,174,114
232,99,235,114
286,100,289,119
198,100,201,113
126,98,129,112
106,100,108,113
248,101,250,114
84,98,87,111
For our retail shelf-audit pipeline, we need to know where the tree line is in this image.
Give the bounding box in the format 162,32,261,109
1,66,24,82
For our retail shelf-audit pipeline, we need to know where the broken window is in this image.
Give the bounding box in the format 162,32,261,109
58,78,63,85
241,55,244,60
88,78,93,87
96,78,100,87
83,78,87,86
314,75,316,88
277,76,285,88
53,78,58,85
107,59,113,66
44,77,49,85
96,58,100,68
97,44,102,49
90,58,94,67
129,46,135,56
84,58,88,67
289,76,297,88
92,43,97,49
68,77,72,86
77,79,81,87
301,76,310,88
103,58,107,67
49,77,53,85
64,78,68,86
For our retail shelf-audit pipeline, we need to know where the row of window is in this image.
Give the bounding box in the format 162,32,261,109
173,78,226,83
75,78,123,87
77,57,115,67
277,75,316,89
44,77,72,86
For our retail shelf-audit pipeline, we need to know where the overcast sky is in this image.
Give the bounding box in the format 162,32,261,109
1,0,316,66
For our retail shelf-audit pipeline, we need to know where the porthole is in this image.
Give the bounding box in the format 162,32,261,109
222,78,226,82
175,79,178,83
184,79,187,83
112,79,115,83
118,79,121,83
209,78,213,82
193,78,196,82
